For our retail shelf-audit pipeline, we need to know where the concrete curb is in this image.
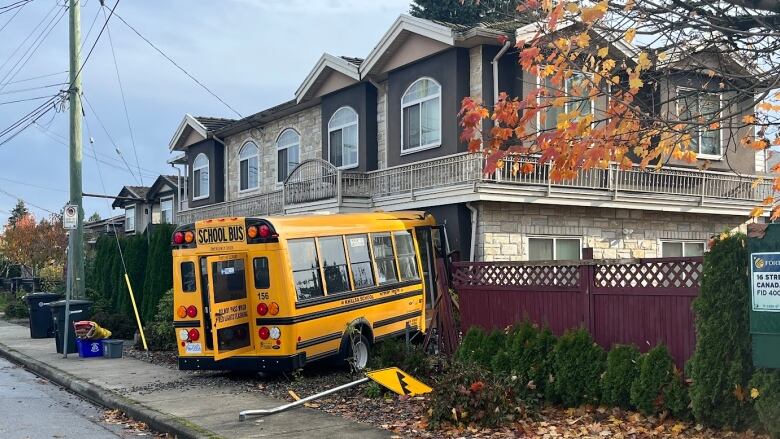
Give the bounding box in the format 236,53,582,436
0,343,221,439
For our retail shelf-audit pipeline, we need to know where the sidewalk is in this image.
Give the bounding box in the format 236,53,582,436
0,321,390,439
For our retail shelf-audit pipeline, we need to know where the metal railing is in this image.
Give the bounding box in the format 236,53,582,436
177,152,772,222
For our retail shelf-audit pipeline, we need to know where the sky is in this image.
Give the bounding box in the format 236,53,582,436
0,0,410,224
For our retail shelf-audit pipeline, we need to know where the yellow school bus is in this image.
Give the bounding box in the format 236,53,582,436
170,211,443,372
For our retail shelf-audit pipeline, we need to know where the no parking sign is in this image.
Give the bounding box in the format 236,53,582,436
63,204,77,230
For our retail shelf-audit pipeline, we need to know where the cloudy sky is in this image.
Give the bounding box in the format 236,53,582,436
0,0,410,223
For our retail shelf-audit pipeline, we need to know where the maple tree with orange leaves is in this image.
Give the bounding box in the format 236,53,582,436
460,0,780,219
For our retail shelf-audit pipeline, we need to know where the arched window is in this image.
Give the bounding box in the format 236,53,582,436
276,129,300,183
192,153,209,199
328,107,358,169
401,77,441,153
239,141,259,191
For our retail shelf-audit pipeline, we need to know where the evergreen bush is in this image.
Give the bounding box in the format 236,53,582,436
143,289,175,351
549,328,605,406
3,296,29,319
456,326,486,364
369,338,430,376
749,370,780,439
117,235,147,318
90,311,136,339
687,233,755,428
601,344,641,409
490,321,556,401
630,345,689,418
140,224,175,322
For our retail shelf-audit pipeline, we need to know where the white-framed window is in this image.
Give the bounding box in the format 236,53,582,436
125,206,135,232
528,236,582,261
328,107,358,169
276,129,300,183
160,196,173,224
401,77,441,154
661,240,706,257
192,153,209,199
538,71,595,131
239,141,259,191
676,87,722,159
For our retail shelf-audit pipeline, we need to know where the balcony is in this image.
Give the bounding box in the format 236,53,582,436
176,153,772,224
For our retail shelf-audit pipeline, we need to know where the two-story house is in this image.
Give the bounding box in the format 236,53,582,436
112,175,182,235
170,15,770,262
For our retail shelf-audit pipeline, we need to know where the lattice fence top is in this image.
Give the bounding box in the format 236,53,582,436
593,258,702,289
452,263,581,288
284,158,337,185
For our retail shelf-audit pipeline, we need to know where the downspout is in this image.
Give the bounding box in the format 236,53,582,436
465,202,478,262
492,40,512,104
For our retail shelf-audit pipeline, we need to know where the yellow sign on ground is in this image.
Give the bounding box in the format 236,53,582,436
366,367,432,396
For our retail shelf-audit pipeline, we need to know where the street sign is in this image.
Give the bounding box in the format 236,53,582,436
366,367,432,396
750,252,780,312
63,204,77,230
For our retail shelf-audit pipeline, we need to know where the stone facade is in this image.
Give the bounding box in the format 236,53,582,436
224,105,322,200
376,80,388,169
468,45,483,103
474,201,746,261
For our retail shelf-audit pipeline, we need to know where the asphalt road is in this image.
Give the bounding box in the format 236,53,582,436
0,356,139,439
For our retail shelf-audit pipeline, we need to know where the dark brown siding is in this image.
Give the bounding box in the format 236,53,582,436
186,139,224,208
320,82,378,172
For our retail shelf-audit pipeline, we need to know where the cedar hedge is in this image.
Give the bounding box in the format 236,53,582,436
601,344,641,409
630,345,689,418
548,328,605,406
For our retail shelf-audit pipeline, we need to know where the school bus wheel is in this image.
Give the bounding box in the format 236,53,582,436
340,332,371,371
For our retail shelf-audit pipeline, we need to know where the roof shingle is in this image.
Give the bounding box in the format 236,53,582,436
194,116,236,132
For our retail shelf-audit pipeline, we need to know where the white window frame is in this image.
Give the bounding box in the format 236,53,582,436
192,153,209,200
527,236,583,261
401,77,442,155
125,206,135,232
238,141,260,193
327,106,359,169
660,240,707,257
675,86,723,160
536,70,596,132
276,128,300,184
159,196,173,224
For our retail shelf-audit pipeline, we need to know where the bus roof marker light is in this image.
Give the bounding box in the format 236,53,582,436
173,232,184,245
247,226,258,239
259,225,270,238
184,231,195,243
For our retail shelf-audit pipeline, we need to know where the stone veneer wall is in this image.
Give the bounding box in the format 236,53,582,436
376,80,388,170
475,201,747,261
224,105,322,199
468,46,483,139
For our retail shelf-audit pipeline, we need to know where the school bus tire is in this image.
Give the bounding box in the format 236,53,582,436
339,332,371,371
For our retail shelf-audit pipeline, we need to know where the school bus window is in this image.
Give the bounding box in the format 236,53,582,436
181,262,196,292
346,234,375,289
394,231,419,281
288,238,324,301
319,236,351,294
212,259,247,303
253,257,270,289
372,233,398,285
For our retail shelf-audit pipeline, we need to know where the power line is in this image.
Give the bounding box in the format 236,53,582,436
5,70,68,85
67,0,119,89
0,82,67,95
0,175,68,193
0,0,29,36
101,5,142,185
112,10,243,118
0,2,61,85
0,94,55,105
0,187,59,215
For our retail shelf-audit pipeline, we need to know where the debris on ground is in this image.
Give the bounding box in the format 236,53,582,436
102,409,172,438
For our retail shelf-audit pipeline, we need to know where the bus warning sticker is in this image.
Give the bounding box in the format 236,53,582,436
215,303,248,323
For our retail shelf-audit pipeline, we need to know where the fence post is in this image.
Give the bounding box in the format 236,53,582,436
700,172,706,206
336,169,343,208
580,264,595,333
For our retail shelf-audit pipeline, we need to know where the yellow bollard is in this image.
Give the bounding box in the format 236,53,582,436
124,273,148,351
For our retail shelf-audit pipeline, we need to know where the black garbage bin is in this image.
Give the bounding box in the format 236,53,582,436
22,292,62,338
48,299,92,354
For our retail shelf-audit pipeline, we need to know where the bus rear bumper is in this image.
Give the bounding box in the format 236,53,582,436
178,353,306,372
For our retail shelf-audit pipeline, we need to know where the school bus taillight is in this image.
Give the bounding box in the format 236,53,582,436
258,327,270,340
188,328,200,341
177,306,187,318
268,302,279,315
257,303,268,316
186,305,197,318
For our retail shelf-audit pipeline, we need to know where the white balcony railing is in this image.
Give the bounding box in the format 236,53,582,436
177,152,773,223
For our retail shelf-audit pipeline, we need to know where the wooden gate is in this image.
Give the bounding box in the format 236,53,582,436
451,257,702,367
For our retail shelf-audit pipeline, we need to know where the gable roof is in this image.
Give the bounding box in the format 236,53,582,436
146,175,179,200
194,116,235,132
112,185,149,209
169,114,236,151
294,53,362,103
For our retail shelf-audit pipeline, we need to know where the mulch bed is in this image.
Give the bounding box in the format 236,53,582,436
123,347,768,439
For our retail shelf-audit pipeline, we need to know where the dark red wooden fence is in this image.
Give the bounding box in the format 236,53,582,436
451,257,702,367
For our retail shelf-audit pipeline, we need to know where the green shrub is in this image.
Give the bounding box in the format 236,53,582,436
490,321,556,402
141,289,175,351
39,264,64,293
456,326,486,364
750,370,780,439
369,337,430,376
601,344,641,409
428,365,517,429
549,328,605,406
364,381,384,398
687,233,755,428
630,345,689,418
3,296,29,319
90,311,136,340
116,235,147,318
141,224,175,322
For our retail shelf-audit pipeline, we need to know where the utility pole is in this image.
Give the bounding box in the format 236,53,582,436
68,0,84,299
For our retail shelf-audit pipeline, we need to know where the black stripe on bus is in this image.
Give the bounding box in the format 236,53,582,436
374,310,422,328
306,349,339,363
375,326,419,343
295,279,420,309
296,332,342,350
256,290,423,326
172,320,200,328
